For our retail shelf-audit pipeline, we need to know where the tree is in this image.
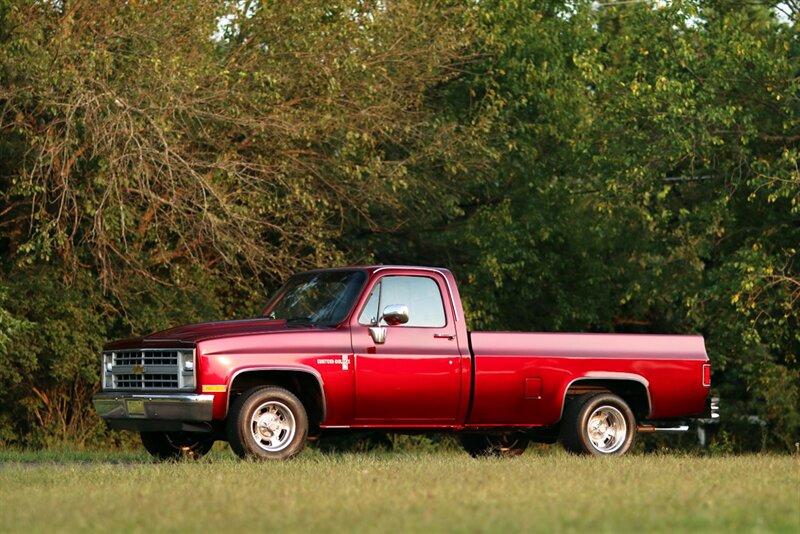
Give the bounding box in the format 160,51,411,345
0,0,478,445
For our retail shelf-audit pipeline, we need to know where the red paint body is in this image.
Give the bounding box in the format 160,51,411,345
106,266,710,430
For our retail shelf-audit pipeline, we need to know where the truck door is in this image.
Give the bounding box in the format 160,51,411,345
350,273,462,423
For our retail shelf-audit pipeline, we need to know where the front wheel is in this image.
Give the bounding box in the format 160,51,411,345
140,432,215,460
227,386,308,460
459,432,529,458
559,392,637,456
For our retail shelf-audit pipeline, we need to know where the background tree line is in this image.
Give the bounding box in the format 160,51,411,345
0,0,797,450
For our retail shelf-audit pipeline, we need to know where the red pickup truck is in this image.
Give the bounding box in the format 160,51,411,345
93,266,715,459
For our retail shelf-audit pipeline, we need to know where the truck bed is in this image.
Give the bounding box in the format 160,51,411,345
467,332,708,426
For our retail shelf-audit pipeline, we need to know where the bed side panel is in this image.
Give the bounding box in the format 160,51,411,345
468,332,709,425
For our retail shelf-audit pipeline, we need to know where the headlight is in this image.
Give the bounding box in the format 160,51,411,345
102,352,113,388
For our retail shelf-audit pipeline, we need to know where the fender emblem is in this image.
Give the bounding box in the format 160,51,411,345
316,355,351,371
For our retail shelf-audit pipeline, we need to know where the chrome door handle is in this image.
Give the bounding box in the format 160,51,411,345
433,334,455,340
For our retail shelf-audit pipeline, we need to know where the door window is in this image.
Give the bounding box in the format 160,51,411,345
358,275,446,327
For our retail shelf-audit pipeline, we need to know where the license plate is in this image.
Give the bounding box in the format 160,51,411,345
126,400,145,415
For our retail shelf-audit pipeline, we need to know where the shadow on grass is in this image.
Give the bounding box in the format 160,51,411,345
0,442,240,465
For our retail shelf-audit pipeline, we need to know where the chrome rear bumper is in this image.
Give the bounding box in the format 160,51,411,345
703,396,720,422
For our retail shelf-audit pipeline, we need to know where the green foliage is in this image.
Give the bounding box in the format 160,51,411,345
0,0,478,445
0,0,797,450
384,0,798,449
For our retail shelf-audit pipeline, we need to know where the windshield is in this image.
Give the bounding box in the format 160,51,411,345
263,270,367,325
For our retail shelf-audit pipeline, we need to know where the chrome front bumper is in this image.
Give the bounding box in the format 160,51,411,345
93,392,214,424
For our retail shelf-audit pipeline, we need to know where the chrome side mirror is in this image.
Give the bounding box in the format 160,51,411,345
382,304,409,326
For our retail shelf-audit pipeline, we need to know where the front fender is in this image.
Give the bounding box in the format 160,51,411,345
222,365,326,420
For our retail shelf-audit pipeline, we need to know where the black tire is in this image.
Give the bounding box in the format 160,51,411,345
140,432,215,460
459,432,529,458
226,386,308,460
559,392,637,456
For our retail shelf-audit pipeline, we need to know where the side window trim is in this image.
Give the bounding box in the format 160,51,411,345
373,267,459,322
357,274,447,328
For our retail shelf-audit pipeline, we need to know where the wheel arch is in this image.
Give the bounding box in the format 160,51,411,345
559,374,651,422
226,367,326,428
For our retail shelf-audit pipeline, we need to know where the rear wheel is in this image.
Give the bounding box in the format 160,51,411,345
227,386,308,460
459,432,529,458
140,432,215,460
559,393,636,456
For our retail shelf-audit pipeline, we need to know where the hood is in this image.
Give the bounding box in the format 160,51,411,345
104,317,328,350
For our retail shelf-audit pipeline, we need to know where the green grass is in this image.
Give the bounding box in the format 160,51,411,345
1,448,798,533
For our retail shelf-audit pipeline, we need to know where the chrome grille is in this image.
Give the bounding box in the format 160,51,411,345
114,351,178,366
114,374,180,389
102,348,195,391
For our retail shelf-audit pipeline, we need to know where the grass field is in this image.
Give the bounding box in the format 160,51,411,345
1,447,798,533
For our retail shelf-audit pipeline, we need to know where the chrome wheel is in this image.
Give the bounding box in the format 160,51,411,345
250,400,297,452
560,392,637,456
228,386,309,460
586,405,627,454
